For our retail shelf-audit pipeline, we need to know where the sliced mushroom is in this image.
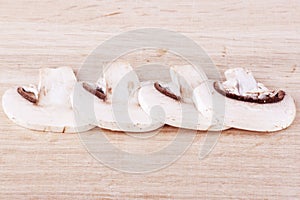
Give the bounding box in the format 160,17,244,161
2,67,95,133
138,65,229,131
76,62,164,132
193,68,296,132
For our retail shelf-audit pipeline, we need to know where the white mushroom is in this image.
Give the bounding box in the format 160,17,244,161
76,62,164,132
2,67,95,133
138,65,229,131
193,68,296,132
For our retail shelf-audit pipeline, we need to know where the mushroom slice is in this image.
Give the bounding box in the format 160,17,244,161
193,68,296,132
138,65,229,131
2,67,95,133
77,62,164,132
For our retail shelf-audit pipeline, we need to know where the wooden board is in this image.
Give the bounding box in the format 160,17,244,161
0,0,299,199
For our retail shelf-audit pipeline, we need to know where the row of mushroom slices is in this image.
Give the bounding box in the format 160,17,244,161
2,62,296,133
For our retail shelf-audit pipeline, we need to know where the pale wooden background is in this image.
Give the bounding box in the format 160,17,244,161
0,0,299,199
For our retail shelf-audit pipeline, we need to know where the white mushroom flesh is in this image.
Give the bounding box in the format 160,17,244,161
170,65,207,103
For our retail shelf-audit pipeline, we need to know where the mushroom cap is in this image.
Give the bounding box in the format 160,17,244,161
2,67,95,133
206,81,296,132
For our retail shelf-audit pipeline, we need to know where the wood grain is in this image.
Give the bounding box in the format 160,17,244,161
0,0,299,199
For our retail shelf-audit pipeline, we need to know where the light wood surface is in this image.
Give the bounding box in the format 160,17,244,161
0,0,299,199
